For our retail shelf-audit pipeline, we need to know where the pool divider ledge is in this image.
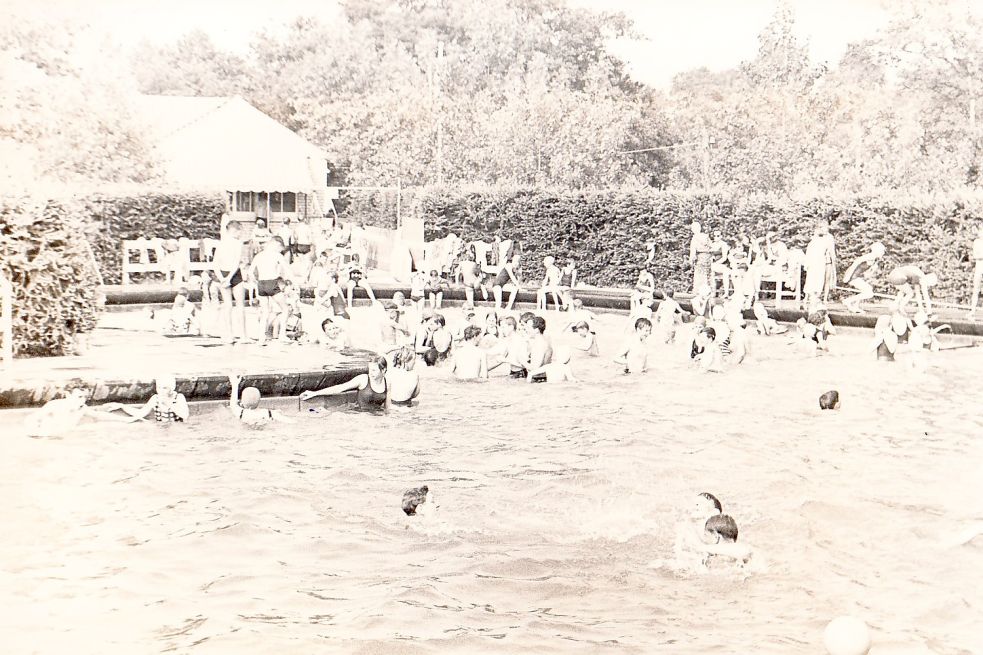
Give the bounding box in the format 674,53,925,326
103,283,983,337
0,350,375,410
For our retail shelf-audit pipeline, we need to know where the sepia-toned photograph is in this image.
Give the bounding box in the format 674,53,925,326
1,0,981,653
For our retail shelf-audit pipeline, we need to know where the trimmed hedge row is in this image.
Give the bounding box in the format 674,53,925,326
1,197,102,357
84,193,226,284
420,188,983,304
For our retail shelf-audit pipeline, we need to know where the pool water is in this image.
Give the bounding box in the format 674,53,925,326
1,308,981,654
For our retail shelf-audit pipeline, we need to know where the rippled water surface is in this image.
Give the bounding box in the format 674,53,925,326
2,309,982,654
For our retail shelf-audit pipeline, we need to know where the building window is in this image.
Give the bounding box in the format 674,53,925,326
270,192,297,212
235,191,254,212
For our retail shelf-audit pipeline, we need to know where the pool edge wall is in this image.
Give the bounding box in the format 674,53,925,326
0,352,373,410
103,284,983,337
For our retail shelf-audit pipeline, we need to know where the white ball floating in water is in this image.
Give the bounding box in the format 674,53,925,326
823,616,871,655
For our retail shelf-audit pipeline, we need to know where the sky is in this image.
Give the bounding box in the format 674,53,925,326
7,0,896,89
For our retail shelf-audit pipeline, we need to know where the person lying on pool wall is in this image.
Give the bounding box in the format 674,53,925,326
614,317,651,374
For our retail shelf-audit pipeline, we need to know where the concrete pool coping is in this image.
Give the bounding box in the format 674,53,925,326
2,282,981,410
104,282,983,336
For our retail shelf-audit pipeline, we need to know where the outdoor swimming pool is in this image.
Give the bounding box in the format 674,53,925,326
1,309,981,654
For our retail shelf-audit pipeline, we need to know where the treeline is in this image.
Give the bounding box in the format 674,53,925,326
126,0,983,197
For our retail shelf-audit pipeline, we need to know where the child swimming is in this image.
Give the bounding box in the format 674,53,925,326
114,375,191,424
24,389,136,437
614,317,651,374
452,325,489,380
819,390,841,410
228,374,294,425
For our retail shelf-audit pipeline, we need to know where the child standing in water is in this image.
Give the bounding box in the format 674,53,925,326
572,321,599,356
614,317,652,374
692,327,724,372
527,346,578,383
653,289,684,343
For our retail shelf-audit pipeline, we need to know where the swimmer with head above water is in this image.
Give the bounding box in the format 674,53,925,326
614,317,651,374
111,375,191,424
228,374,294,424
526,346,578,383
24,388,138,437
654,492,753,571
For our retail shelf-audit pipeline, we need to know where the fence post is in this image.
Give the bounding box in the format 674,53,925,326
1,273,12,366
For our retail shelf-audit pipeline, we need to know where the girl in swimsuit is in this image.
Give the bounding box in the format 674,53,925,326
493,254,522,311
558,259,577,311
116,375,190,424
842,242,886,313
344,253,377,308
299,356,390,410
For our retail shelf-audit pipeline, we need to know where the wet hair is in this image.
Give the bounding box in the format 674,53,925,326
392,346,415,369
664,288,675,299
705,514,739,542
321,317,335,332
255,218,267,227
699,492,723,514
702,327,717,341
819,390,840,410
519,311,536,324
432,314,446,328
422,347,439,367
369,355,388,375
463,325,483,341
634,317,652,330
499,316,517,329
527,316,546,333
573,321,591,332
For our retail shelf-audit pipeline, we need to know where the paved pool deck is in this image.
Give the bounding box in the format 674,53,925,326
2,281,980,409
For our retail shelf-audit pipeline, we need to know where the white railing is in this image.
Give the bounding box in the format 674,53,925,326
121,237,219,285
0,271,12,366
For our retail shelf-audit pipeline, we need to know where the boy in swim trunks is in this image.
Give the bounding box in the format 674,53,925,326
614,317,651,374
841,242,886,313
318,317,351,349
631,268,656,311
459,252,487,305
536,256,563,311
344,253,377,307
488,316,529,377
212,221,248,343
452,325,489,380
250,236,290,343
887,265,938,315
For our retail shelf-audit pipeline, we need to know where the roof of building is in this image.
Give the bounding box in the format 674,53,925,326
133,95,327,193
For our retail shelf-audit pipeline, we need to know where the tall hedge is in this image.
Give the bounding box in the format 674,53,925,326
84,193,226,284
420,188,983,304
1,197,102,357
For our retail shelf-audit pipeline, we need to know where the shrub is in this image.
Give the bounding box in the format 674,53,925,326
419,187,983,303
84,193,226,284
1,197,102,358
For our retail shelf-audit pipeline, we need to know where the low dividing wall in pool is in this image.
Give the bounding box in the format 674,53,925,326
0,350,374,409
103,284,983,337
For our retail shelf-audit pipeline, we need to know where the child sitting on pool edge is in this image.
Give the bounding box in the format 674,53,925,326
228,374,294,424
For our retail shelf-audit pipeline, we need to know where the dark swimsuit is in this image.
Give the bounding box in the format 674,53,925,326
494,267,512,287
876,341,895,361
258,279,281,297
219,269,243,288
560,271,573,287
356,377,387,409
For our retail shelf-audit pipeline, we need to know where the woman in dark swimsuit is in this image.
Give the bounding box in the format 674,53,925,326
299,356,389,410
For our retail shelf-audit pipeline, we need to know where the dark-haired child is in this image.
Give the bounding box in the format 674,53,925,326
615,317,651,374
